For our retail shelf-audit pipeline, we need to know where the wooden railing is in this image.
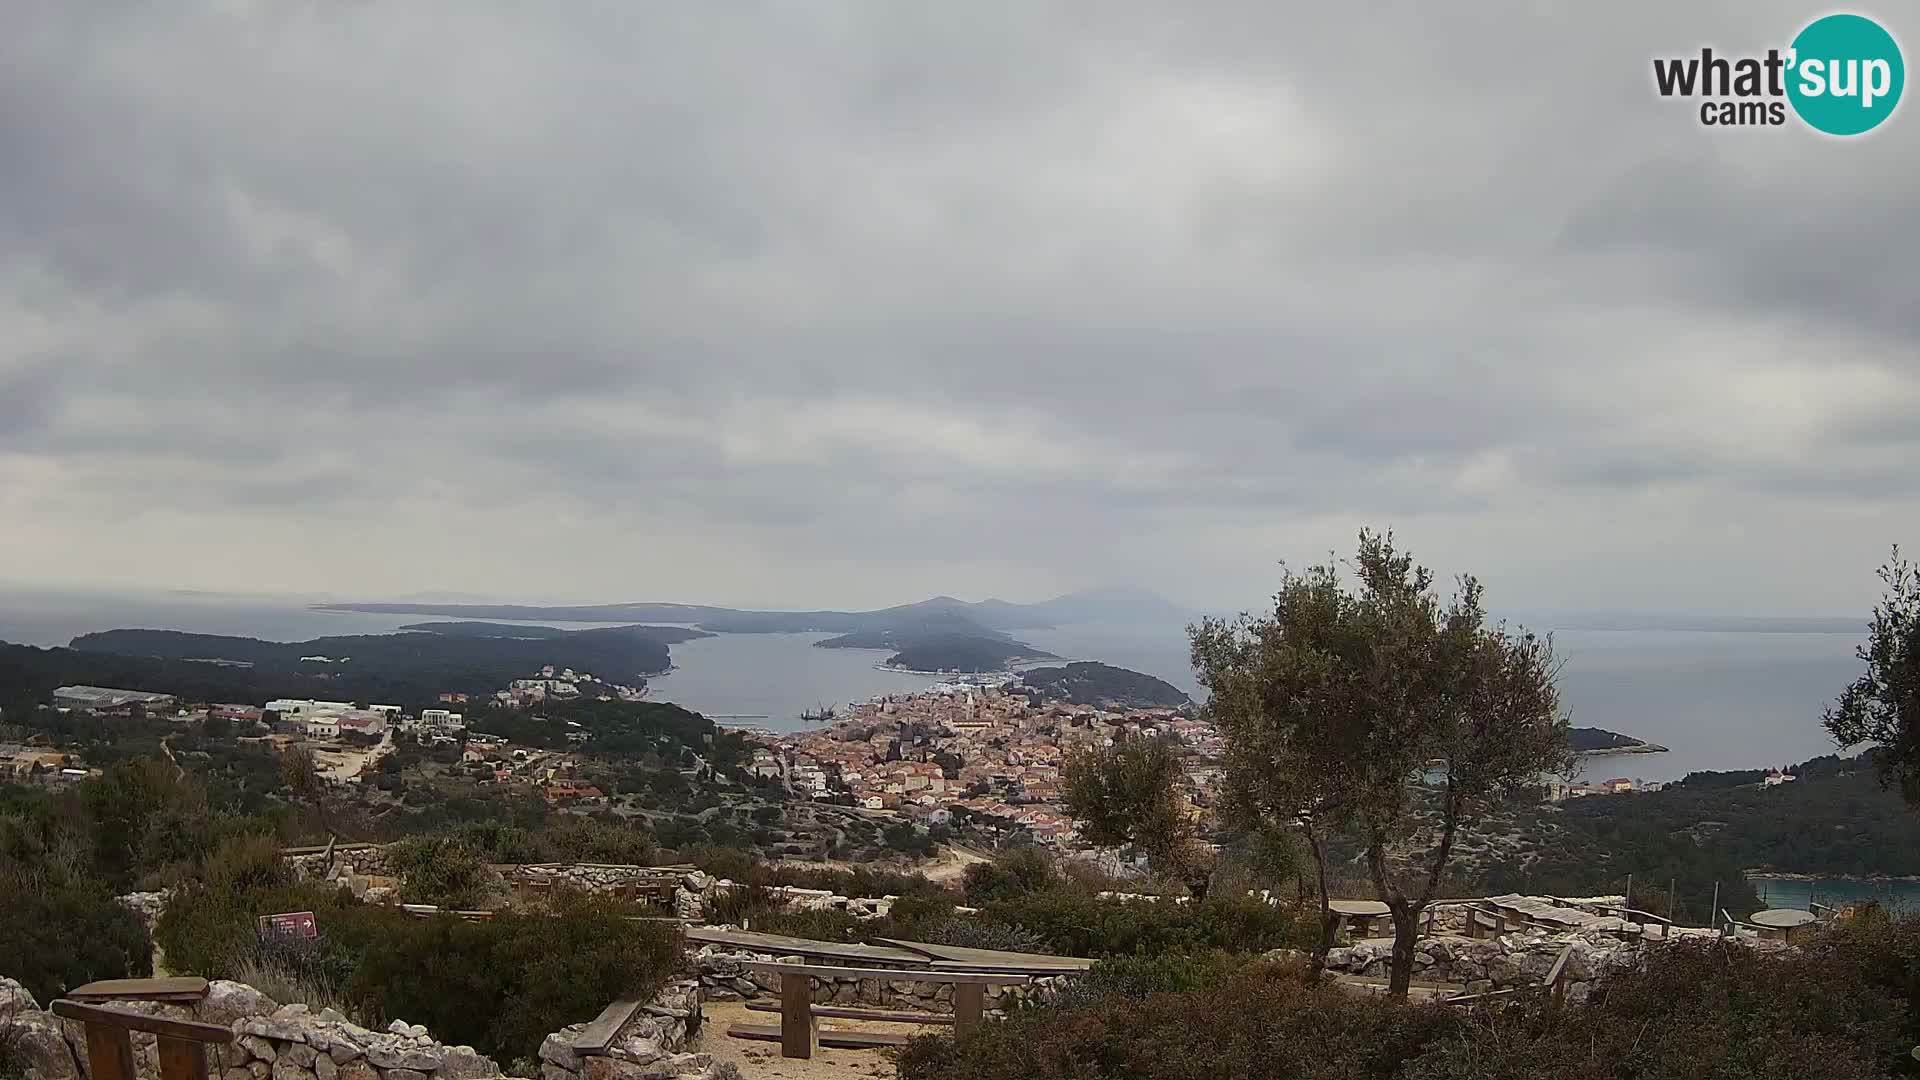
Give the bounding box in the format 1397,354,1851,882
50,1000,232,1080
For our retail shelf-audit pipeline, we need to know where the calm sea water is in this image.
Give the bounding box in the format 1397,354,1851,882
1752,877,1920,912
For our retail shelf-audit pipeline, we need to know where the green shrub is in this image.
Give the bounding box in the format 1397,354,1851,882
0,870,152,1004
902,925,1920,1080
961,847,1056,906
981,887,1309,958
1052,951,1245,1008
900,960,1454,1080
385,836,491,908
915,916,1049,955
346,893,682,1062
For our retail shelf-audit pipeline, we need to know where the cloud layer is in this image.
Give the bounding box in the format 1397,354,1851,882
3,1,1917,612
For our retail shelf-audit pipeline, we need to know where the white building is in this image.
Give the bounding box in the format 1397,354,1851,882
265,699,354,719
304,717,340,739
418,709,465,733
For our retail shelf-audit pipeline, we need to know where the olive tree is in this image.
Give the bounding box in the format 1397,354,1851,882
1825,547,1920,805
1191,530,1570,996
1062,736,1213,897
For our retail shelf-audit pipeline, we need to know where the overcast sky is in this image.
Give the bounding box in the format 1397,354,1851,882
2,1,1916,615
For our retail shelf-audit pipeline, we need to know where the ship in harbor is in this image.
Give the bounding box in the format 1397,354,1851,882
800,702,837,723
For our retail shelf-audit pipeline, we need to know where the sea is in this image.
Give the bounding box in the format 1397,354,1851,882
4,582,1908,907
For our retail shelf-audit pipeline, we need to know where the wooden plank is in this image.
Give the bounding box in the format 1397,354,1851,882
1544,944,1574,989
68,978,210,1003
568,999,644,1054
779,972,816,1059
727,1024,911,1050
746,1002,953,1025
744,962,1029,986
83,1020,138,1080
51,1002,235,1044
686,927,926,966
156,1035,209,1080
876,939,1094,974
923,960,1083,977
952,983,984,1037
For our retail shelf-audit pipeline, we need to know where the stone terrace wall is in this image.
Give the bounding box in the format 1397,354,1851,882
0,978,497,1080
535,982,720,1080
1324,929,1634,1002
286,845,396,881
691,944,1067,1015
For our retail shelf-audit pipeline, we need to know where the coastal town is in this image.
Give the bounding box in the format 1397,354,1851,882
755,679,1220,849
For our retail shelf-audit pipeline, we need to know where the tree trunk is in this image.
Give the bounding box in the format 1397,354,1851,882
1305,828,1337,976
1387,903,1422,998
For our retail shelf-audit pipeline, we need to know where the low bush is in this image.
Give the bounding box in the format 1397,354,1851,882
900,960,1456,1080
346,893,682,1062
1050,950,1245,1008
0,870,152,1004
902,919,1920,1080
960,847,1056,905
981,887,1311,958
385,836,492,908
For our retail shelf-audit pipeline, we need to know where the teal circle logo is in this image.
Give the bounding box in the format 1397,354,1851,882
1787,14,1904,135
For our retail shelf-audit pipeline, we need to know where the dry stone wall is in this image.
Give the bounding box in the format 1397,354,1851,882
1322,930,1634,1002
534,982,722,1080
690,944,1067,1014
0,978,497,1080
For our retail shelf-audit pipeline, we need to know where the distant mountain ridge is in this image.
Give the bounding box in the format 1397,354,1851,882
318,587,1189,632
320,589,1186,678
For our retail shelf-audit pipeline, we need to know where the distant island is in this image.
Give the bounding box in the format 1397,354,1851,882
811,609,1056,674
0,623,687,711
317,587,1189,634
398,621,712,644
874,634,1057,674
1019,661,1191,709
1568,726,1668,755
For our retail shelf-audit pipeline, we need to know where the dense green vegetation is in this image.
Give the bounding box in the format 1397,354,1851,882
154,835,679,1063
1469,751,1919,923
468,698,753,770
901,913,1920,1080
1568,727,1660,752
879,634,1054,673
0,626,676,718
1020,662,1191,708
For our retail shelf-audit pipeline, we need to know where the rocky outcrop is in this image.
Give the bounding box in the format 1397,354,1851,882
3,979,82,1080
535,982,728,1080
116,892,172,931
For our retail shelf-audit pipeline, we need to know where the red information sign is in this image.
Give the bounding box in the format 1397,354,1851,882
257,911,318,940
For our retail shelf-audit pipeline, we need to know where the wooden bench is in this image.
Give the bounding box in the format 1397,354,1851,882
51,1000,232,1080
68,978,210,1004
725,962,1030,1059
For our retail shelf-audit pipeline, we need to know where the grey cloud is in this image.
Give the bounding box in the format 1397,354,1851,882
2,0,1918,611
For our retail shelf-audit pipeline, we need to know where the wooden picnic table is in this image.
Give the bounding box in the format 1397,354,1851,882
726,962,1030,1059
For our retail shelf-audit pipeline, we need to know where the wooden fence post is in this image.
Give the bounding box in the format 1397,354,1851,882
780,972,817,1059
